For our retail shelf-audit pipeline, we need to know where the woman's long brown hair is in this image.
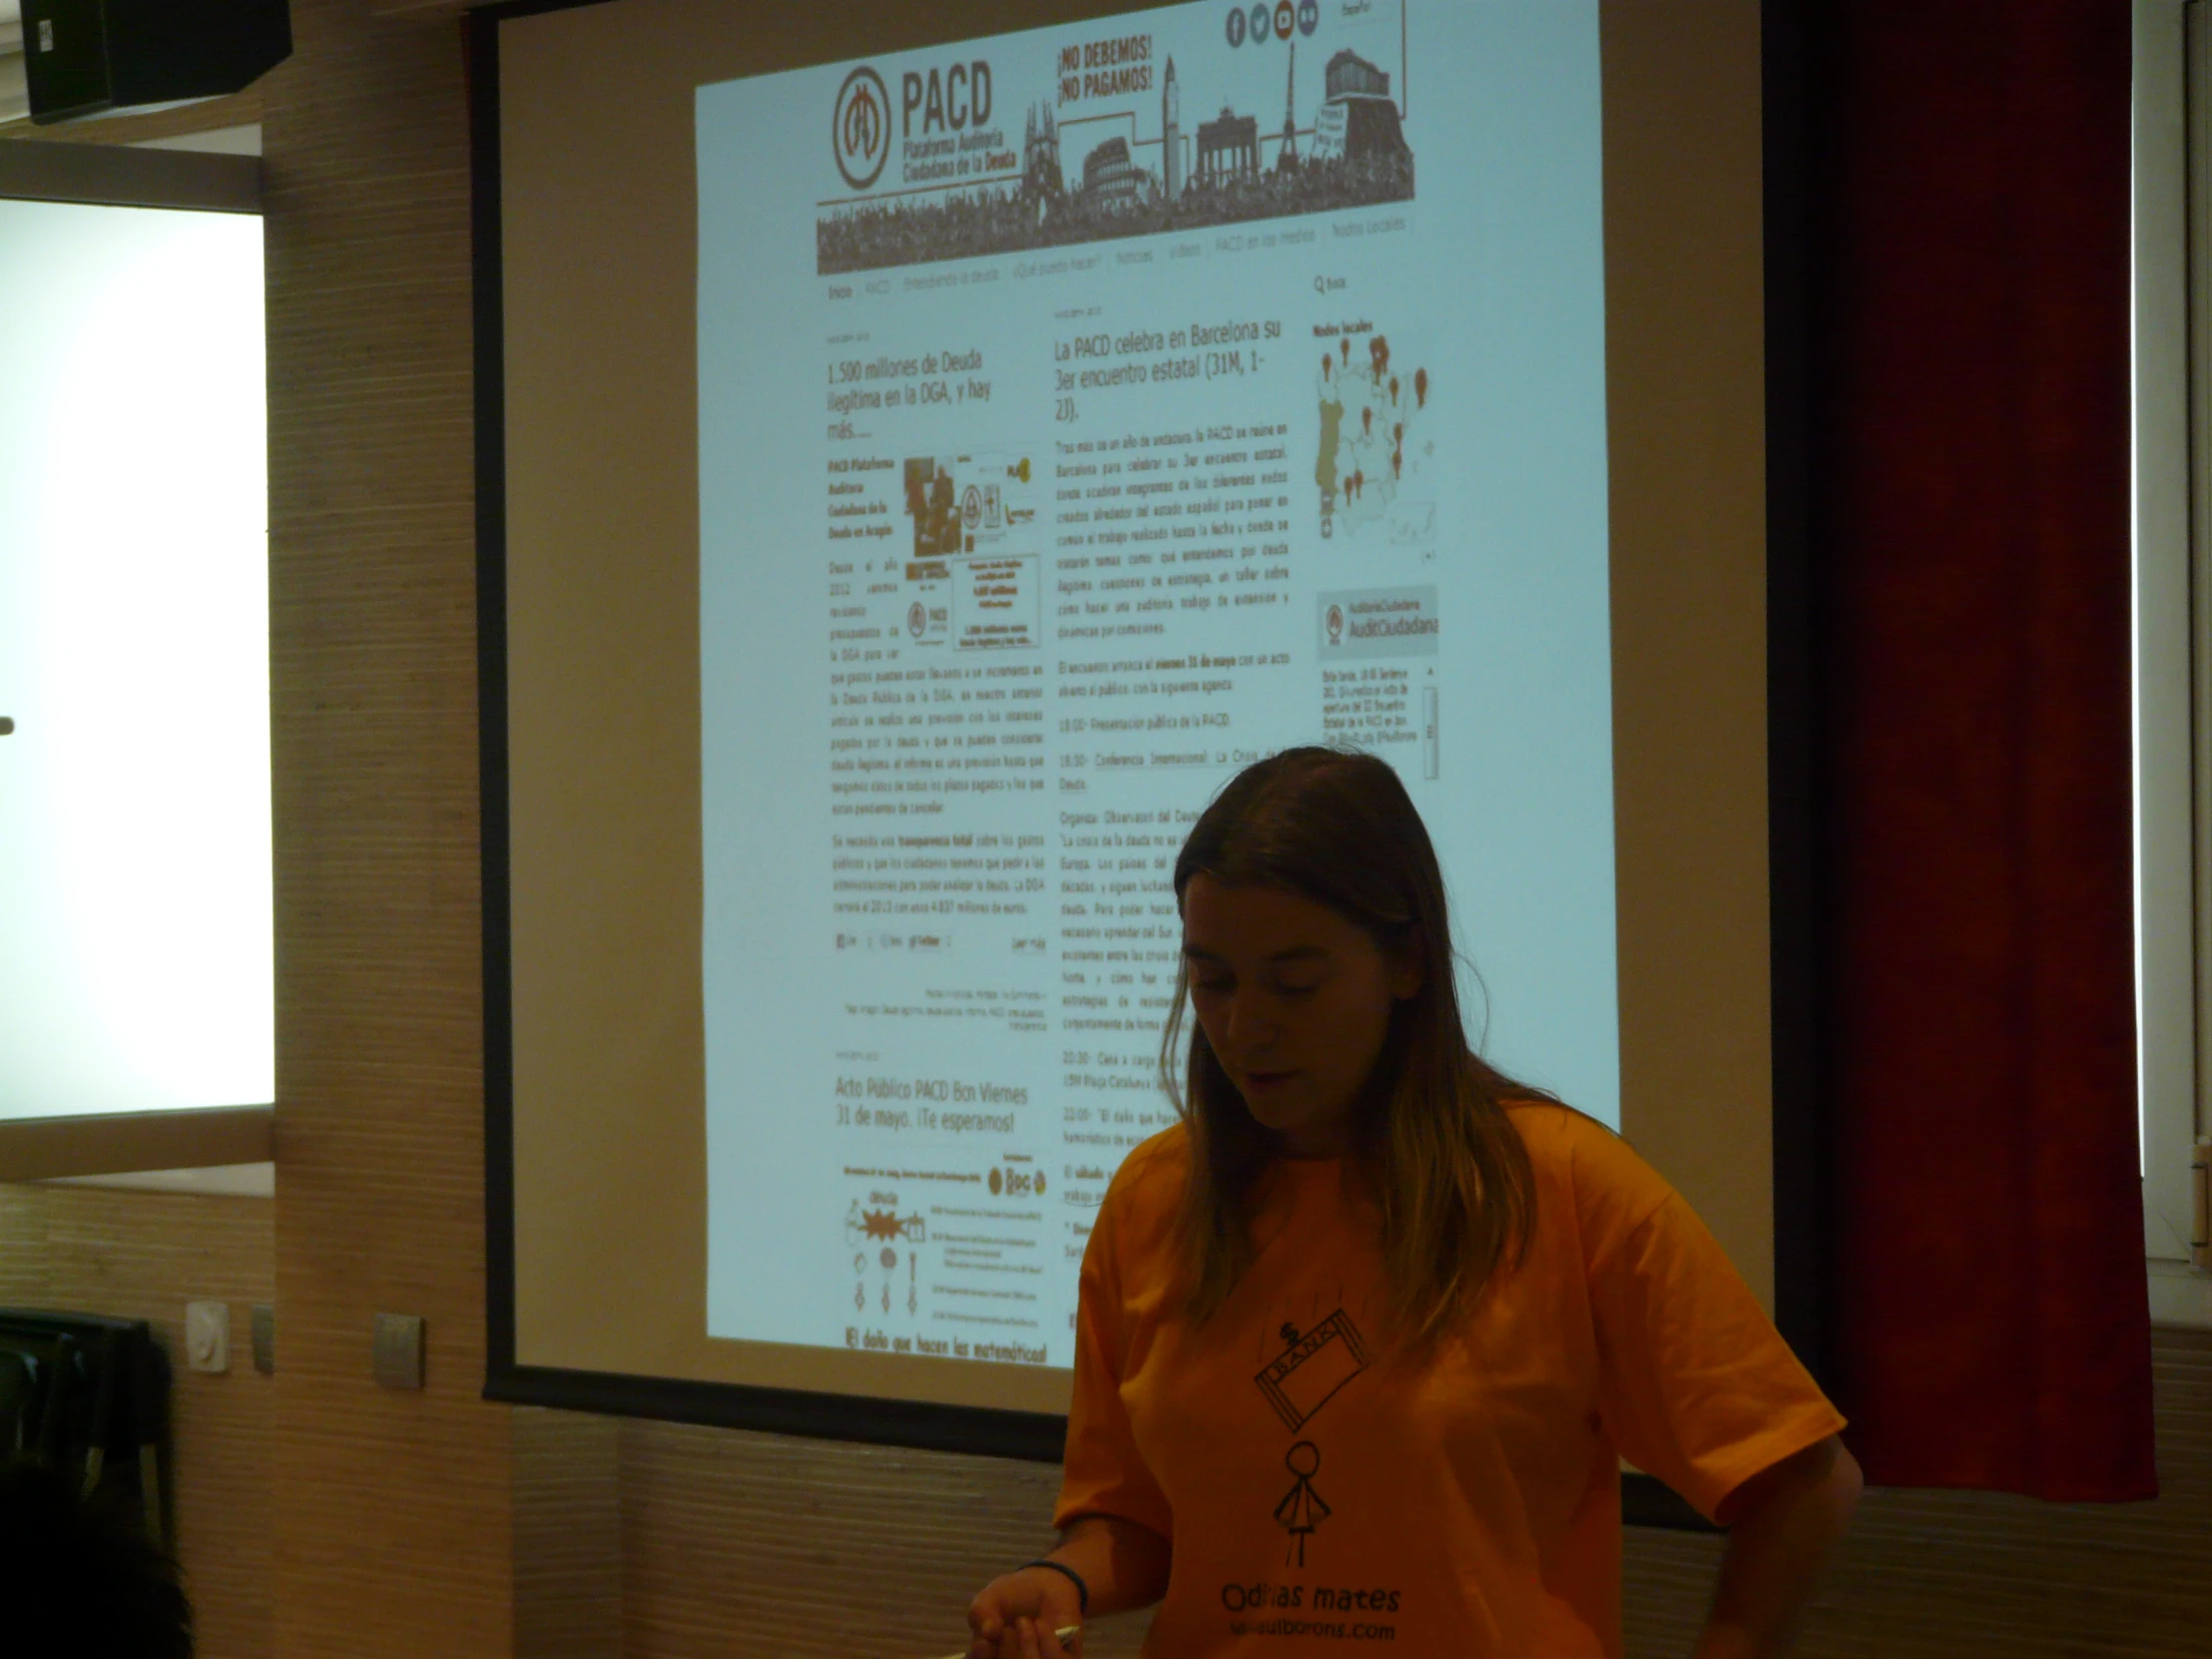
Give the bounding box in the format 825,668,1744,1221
1158,747,1545,1351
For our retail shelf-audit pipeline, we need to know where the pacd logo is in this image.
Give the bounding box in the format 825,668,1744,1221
832,66,892,191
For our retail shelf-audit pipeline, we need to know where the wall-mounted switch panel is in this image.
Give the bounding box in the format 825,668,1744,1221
371,1313,424,1389
185,1301,229,1374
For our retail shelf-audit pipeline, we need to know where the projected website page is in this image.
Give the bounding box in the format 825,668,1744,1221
699,0,1616,1373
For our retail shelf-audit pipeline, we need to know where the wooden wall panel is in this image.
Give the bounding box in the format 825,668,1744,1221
1621,1524,1723,1656
0,1185,276,1659
614,1419,1149,1659
260,0,512,1654
1619,1326,2212,1658
514,1408,624,1659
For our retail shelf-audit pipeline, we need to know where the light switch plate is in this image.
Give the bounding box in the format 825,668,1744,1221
185,1301,229,1374
250,1304,275,1375
371,1313,424,1389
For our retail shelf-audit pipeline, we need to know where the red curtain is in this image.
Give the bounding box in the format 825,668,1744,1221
1808,0,2156,1498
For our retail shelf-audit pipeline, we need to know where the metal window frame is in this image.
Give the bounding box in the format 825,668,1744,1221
0,134,268,1178
2144,1,2208,1279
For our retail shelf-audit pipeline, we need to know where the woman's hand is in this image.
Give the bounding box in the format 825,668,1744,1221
965,1514,1169,1656
966,1565,1083,1659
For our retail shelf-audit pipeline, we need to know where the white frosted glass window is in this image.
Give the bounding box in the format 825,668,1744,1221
0,199,272,1119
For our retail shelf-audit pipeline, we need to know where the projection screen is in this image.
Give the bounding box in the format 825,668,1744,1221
480,0,1791,1454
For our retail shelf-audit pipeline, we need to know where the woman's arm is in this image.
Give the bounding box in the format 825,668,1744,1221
1035,1512,1174,1617
1694,1435,1863,1659
967,1513,1172,1657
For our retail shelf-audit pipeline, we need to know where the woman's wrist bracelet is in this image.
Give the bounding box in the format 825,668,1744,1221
1019,1557,1089,1615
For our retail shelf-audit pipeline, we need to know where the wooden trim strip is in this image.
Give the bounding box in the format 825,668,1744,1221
486,1363,1069,1463
0,1106,275,1182
0,138,260,212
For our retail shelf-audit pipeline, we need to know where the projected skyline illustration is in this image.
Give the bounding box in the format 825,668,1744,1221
815,21,1414,276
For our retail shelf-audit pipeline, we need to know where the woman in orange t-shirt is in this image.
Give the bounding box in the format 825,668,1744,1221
965,749,1860,1659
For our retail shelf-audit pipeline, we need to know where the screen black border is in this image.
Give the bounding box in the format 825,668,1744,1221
470,0,1816,1526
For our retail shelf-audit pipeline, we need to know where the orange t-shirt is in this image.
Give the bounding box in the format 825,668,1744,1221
1055,1104,1844,1658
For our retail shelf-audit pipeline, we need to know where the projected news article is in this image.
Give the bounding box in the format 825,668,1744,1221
697,0,1620,1370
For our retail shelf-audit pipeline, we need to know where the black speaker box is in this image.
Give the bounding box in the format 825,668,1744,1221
22,0,291,126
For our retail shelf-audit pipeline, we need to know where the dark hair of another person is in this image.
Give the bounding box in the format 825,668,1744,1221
0,1457,192,1658
1159,747,1545,1352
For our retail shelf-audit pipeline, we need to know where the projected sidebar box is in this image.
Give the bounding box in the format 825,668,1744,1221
900,451,1040,651
1317,584,1439,778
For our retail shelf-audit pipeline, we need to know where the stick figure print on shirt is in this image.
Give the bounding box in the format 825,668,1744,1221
1253,1308,1368,1566
1275,1441,1331,1566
